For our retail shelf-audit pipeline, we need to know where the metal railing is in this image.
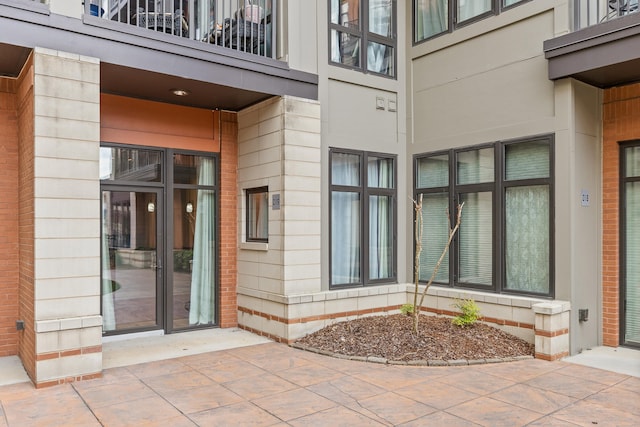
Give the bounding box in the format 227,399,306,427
84,0,276,58
575,0,639,30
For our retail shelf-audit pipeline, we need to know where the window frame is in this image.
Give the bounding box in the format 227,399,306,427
329,0,398,78
413,135,554,298
329,148,398,289
246,186,269,243
413,0,532,44
620,140,640,347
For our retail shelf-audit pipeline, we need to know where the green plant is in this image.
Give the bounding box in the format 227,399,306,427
452,299,481,327
400,303,414,316
173,249,194,272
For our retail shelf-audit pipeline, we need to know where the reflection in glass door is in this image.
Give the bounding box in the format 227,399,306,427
101,190,162,333
171,154,217,330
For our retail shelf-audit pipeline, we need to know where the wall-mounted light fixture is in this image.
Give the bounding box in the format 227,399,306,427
186,202,193,213
147,202,155,213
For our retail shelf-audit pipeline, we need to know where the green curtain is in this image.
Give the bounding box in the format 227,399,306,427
505,185,549,293
189,157,216,325
415,0,448,41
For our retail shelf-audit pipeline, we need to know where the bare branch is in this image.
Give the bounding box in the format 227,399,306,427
416,202,464,312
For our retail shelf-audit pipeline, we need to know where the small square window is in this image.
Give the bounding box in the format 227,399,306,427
246,187,269,242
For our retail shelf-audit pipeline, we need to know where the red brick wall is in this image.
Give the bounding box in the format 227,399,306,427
602,83,640,346
0,80,20,357
17,58,35,380
218,111,238,328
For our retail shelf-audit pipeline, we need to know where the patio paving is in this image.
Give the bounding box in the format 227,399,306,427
0,342,639,426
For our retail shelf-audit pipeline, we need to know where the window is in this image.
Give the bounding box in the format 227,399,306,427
621,143,640,346
414,135,553,297
330,149,396,287
414,0,528,42
246,187,269,242
330,0,396,77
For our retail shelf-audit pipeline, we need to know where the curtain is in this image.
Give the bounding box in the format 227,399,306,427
330,0,342,63
458,0,490,22
625,181,640,344
331,153,361,285
255,191,268,239
189,157,216,325
415,0,447,41
367,0,391,74
505,185,549,293
368,158,393,280
101,209,116,331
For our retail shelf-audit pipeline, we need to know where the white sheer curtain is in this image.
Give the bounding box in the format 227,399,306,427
368,158,392,279
367,0,391,74
101,213,116,331
189,157,216,325
331,153,361,285
415,0,448,41
505,185,549,293
330,0,342,63
458,0,491,22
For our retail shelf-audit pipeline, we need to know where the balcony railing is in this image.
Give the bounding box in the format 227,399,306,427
575,0,639,30
84,0,276,58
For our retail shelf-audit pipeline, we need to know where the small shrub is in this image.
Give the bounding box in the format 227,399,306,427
452,299,481,327
400,303,414,316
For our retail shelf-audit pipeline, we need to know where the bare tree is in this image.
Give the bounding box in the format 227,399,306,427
411,195,464,334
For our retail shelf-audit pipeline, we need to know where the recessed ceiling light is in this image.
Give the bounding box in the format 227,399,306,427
171,89,190,96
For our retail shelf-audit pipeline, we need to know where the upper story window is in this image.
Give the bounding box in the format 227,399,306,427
414,0,528,43
330,0,396,78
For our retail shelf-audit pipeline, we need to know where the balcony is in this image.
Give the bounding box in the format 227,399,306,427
544,0,640,88
575,0,638,30
1,0,318,111
84,0,276,58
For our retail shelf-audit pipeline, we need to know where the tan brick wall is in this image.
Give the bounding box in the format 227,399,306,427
0,80,20,357
602,82,640,346
219,111,238,328
17,56,36,381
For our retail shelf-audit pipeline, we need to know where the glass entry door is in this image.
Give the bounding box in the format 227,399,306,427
101,189,162,333
100,146,218,335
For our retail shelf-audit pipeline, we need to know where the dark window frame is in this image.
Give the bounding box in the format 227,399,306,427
620,140,640,348
246,186,269,243
413,134,555,298
329,0,398,78
329,148,398,289
99,143,220,335
413,0,532,44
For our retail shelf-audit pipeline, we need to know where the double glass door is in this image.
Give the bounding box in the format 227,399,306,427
100,146,217,335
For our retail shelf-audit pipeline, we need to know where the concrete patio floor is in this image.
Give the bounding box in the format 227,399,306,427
0,338,639,426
